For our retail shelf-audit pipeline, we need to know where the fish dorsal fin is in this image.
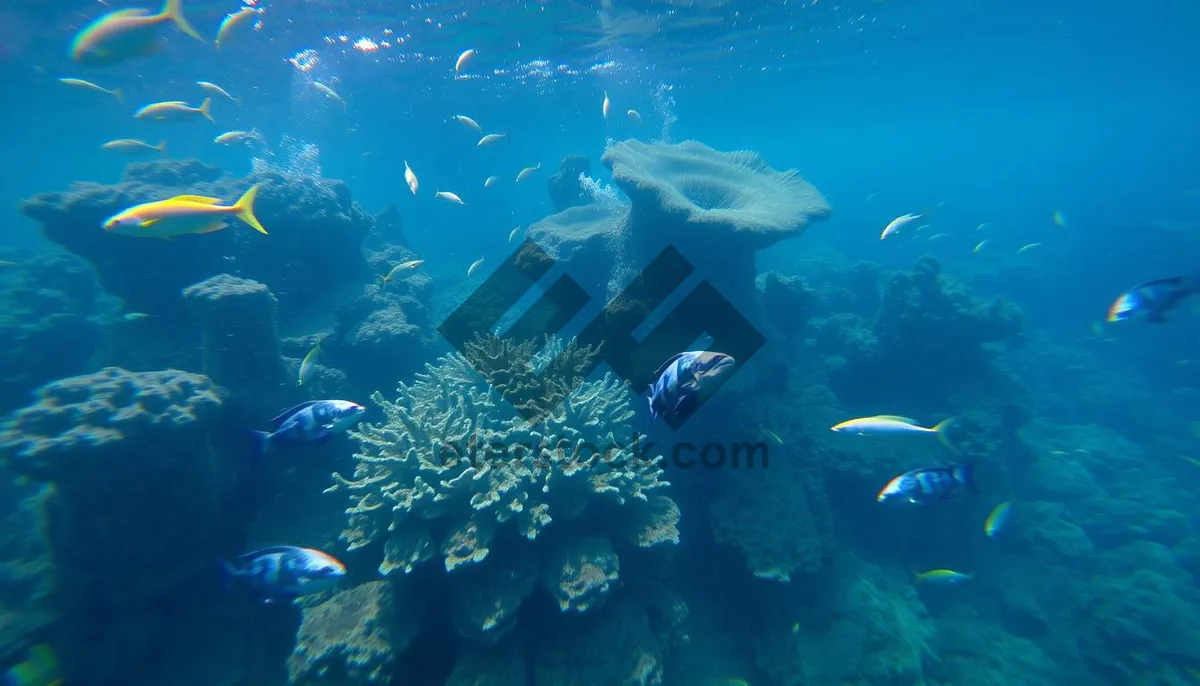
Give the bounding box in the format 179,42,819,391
876,415,919,424
239,545,298,560
169,194,223,204
651,353,689,382
271,401,322,428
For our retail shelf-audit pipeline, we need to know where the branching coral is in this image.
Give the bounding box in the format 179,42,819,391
325,336,678,639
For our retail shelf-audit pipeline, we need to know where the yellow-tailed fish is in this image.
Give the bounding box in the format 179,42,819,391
379,260,424,286
515,163,541,183
626,108,642,124
928,233,949,241
762,429,784,445
453,115,482,133
102,183,266,238
1,642,60,686
215,7,260,51
122,312,150,321
973,239,992,253
508,227,521,243
831,415,956,450
71,0,203,66
313,82,346,111
455,48,476,73
880,213,921,240
1052,210,1067,227
602,90,612,119
196,80,240,106
59,77,123,103
214,130,262,146
435,190,464,205
467,256,485,278
101,138,166,155
915,569,972,585
403,161,419,195
484,175,501,188
984,501,1012,537
477,133,508,147
134,98,214,123
1018,242,1042,253
298,343,320,386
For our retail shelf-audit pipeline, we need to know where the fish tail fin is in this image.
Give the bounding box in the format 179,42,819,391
198,97,214,123
933,417,958,452
954,462,978,493
233,183,267,234
163,0,203,41
112,88,124,104
235,96,243,108
219,558,238,592
156,140,167,154
377,275,388,286
250,430,272,460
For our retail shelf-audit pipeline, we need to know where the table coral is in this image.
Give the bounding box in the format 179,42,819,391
326,336,678,639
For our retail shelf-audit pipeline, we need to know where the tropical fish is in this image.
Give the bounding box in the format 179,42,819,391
984,501,1012,537
59,77,123,102
101,138,166,155
298,343,320,386
1107,274,1200,323
70,0,202,65
134,98,214,123
1052,210,1067,226
602,90,612,119
222,546,345,604
312,81,346,110
915,569,973,584
453,114,482,133
485,175,501,188
928,233,949,241
455,48,476,73
877,463,977,505
975,222,991,231
214,130,260,145
403,161,419,195
973,239,992,253
1018,242,1042,253
648,351,736,426
880,213,921,240
102,183,265,238
830,415,954,449
196,80,240,106
378,260,424,286
121,312,150,321
214,7,260,51
515,163,541,183
0,643,60,686
508,227,521,243
626,108,642,124
477,133,508,147
436,190,464,205
467,256,485,278
250,400,366,458
762,429,784,445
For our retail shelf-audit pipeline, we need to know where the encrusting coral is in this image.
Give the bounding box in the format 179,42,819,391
325,335,678,640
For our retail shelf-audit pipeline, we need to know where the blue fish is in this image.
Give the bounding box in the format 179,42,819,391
1108,273,1200,323
877,464,977,505
250,399,365,458
648,351,736,426
222,546,346,604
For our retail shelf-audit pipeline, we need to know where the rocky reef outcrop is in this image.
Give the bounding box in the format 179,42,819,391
547,154,593,212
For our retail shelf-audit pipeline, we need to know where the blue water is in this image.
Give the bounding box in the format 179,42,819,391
2,0,1200,684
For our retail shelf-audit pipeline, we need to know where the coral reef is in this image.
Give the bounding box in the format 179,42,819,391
327,336,678,640
0,478,53,666
183,274,287,391
19,159,372,319
0,367,231,607
534,599,666,686
526,202,630,298
547,154,593,212
287,579,422,686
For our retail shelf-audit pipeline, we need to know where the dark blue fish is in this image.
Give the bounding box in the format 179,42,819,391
1108,273,1200,323
222,546,345,604
877,464,977,505
250,399,365,458
648,351,736,426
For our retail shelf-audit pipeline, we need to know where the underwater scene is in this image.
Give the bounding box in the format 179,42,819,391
1,0,1199,684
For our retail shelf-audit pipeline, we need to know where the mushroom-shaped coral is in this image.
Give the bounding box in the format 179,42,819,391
602,139,831,318
542,537,620,612
325,336,677,638
0,367,230,607
19,159,371,319
287,579,423,686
